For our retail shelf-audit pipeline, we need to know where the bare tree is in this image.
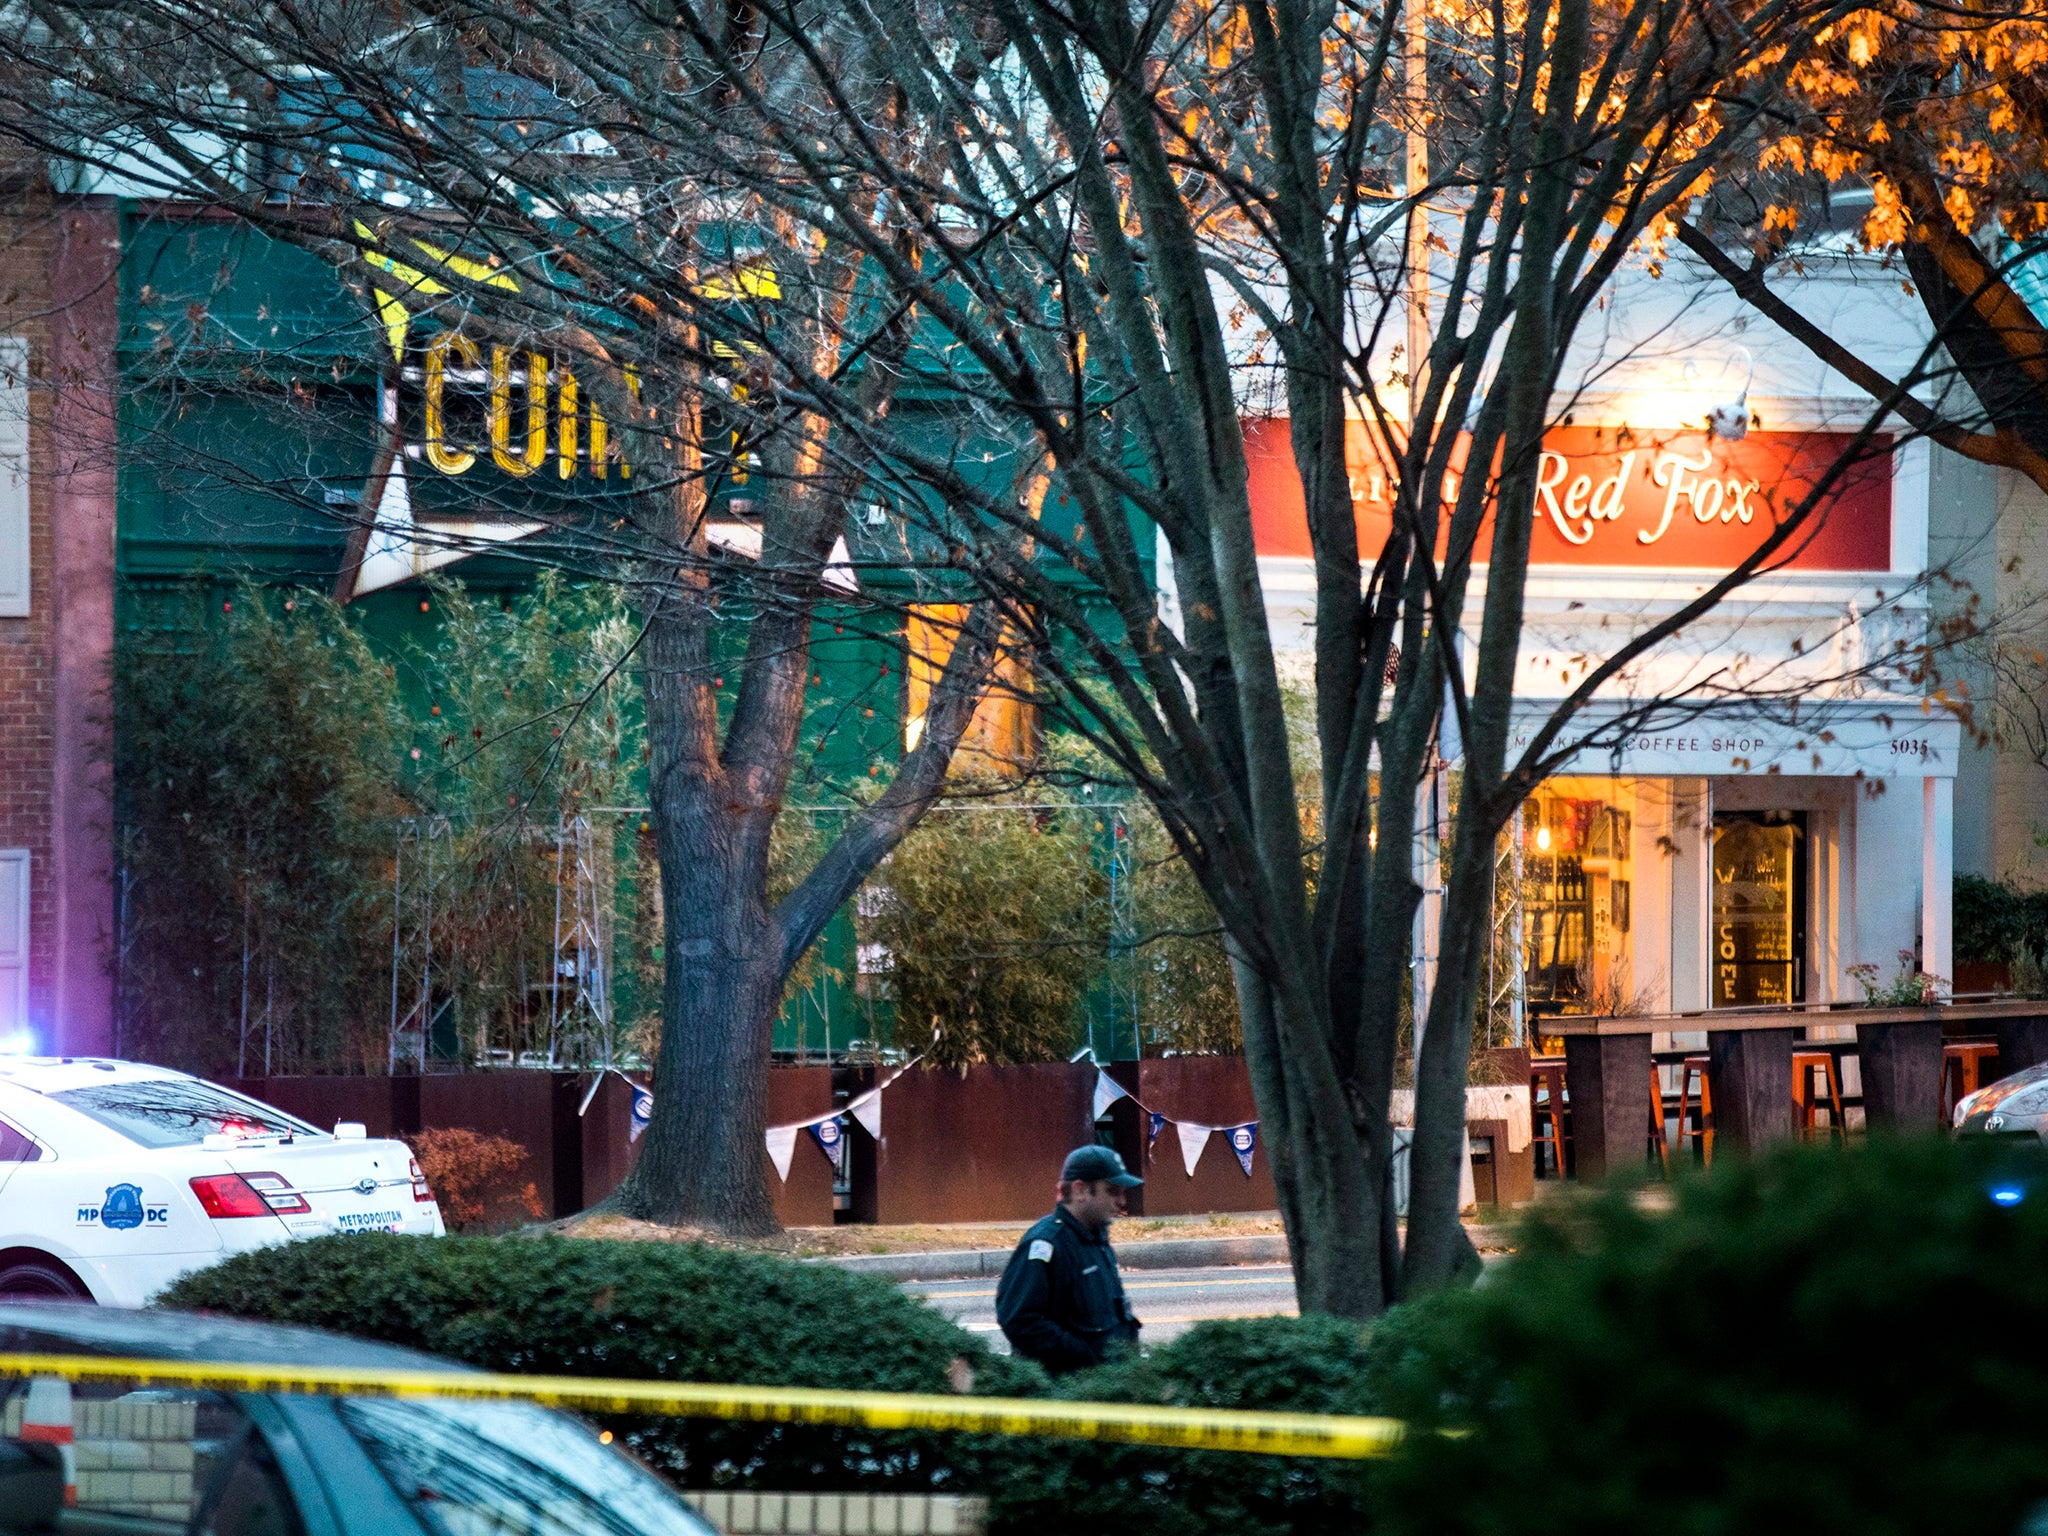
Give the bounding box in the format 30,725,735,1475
0,0,2031,1304
619,0,2010,1311
0,3,1033,1235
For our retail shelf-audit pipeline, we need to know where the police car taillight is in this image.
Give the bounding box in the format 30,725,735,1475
188,1174,271,1218
241,1172,312,1215
409,1156,433,1202
189,1172,309,1218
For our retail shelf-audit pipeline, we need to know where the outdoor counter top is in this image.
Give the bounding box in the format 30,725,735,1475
1545,997,2048,1036
1544,999,2048,1180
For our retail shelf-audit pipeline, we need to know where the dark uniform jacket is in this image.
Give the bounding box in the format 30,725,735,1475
994,1205,1140,1373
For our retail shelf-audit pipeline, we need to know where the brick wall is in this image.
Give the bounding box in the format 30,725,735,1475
3,1395,198,1523
0,197,118,1051
684,1490,987,1535
0,202,58,1033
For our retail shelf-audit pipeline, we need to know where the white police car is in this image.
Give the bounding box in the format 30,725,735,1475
0,1058,443,1305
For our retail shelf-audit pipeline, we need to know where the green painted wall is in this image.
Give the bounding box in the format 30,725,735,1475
113,208,1154,1060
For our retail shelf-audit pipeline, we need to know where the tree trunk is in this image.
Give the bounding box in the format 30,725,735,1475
1233,952,1386,1318
1402,820,1497,1291
609,591,782,1235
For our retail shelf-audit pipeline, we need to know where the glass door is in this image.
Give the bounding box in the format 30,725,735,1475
1711,812,1807,1007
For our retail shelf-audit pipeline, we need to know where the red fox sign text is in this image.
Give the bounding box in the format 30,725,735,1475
1244,420,1892,572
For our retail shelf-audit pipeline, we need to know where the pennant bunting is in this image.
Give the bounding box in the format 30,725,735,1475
808,1116,847,1175
1225,1122,1258,1177
1176,1121,1212,1178
849,1091,883,1141
1147,1111,1166,1160
1092,1071,1129,1120
765,1125,800,1183
628,1085,654,1144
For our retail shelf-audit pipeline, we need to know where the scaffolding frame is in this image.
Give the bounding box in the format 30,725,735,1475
1487,802,1528,1048
389,816,454,1073
1101,803,1140,1061
548,812,615,1070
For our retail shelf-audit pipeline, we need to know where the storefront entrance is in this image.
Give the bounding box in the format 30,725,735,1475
1711,811,1807,1008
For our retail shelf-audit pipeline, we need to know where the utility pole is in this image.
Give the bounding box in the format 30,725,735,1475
1405,0,1430,419
1406,0,1445,1070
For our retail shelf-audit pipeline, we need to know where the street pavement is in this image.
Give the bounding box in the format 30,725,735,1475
904,1262,1298,1349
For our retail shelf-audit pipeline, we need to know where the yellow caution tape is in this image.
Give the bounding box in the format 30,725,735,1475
0,1352,1405,1461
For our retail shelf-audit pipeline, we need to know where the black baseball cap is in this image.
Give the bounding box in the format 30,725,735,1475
1062,1144,1143,1188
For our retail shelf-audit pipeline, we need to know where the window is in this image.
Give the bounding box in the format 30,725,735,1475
0,338,24,617
47,1078,321,1149
0,850,25,1035
0,1118,40,1162
1521,780,1636,1015
1,1378,301,1534
340,1397,712,1536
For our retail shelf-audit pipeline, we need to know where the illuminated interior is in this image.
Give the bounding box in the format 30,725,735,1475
1521,778,1635,1016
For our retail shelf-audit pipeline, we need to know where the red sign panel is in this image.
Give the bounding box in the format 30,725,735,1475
1245,420,1892,571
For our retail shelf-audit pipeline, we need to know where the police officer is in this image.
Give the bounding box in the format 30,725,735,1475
995,1144,1143,1373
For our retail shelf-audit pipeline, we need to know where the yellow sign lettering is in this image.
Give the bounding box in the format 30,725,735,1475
424,331,478,476
490,347,548,477
413,330,633,482
557,368,579,479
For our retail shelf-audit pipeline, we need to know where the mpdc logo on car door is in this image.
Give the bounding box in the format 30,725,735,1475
77,1182,170,1231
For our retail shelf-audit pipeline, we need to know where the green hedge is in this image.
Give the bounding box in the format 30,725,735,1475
162,1140,2048,1533
977,1313,1381,1535
159,1233,1043,1491
1365,1136,2048,1536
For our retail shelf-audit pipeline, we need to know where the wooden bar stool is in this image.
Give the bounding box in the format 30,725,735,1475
1793,1049,1846,1141
1530,1057,1569,1179
1648,1063,1670,1173
1943,1040,2000,1119
1675,1056,1713,1167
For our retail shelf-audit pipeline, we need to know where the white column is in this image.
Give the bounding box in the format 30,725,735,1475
1923,776,1954,984
1668,779,1712,1011
1630,782,1674,1014
1814,799,1843,1003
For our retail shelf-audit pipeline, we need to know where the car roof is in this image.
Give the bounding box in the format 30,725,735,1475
0,1303,474,1375
0,1058,194,1094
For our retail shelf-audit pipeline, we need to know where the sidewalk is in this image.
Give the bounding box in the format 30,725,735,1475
802,1212,1520,1282
554,1209,1522,1282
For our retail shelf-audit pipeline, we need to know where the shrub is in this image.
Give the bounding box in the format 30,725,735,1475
982,1313,1383,1535
868,800,1106,1065
159,1233,1043,1490
405,1128,542,1232
164,1142,2048,1531
1954,873,2048,965
1364,1136,2048,1536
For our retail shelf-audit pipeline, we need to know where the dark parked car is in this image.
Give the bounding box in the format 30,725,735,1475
0,1302,718,1536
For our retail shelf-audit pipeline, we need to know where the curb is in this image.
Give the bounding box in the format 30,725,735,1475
815,1233,1290,1282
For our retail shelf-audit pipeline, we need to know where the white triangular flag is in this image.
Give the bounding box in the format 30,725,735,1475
850,1091,883,1141
1176,1121,1212,1178
765,1125,799,1183
1092,1071,1129,1119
